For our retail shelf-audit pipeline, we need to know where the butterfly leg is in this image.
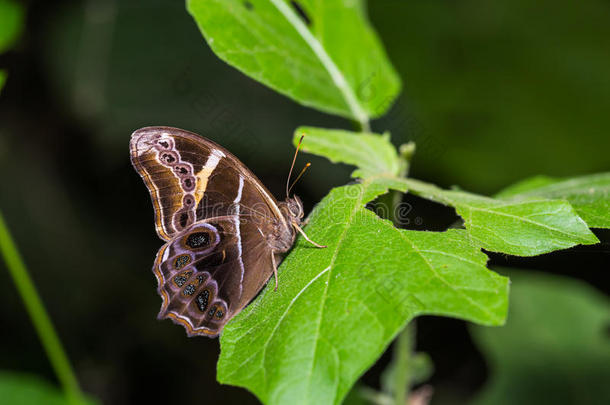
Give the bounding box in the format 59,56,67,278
293,223,327,248
271,251,279,291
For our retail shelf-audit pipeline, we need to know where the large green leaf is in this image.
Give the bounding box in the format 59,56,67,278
401,178,598,256
217,178,508,405
0,372,98,405
470,270,610,405
495,173,610,229
295,126,401,178
187,0,401,124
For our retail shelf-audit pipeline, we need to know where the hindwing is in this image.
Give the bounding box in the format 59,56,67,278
154,218,276,337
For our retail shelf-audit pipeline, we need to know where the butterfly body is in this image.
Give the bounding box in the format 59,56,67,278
130,126,304,337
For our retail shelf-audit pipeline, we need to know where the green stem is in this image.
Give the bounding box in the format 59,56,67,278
351,118,370,133
0,210,85,405
391,324,414,405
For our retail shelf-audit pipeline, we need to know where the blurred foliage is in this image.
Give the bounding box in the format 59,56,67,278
0,372,97,405
0,0,23,53
0,209,89,405
379,327,433,405
470,269,610,405
0,0,24,92
373,0,610,192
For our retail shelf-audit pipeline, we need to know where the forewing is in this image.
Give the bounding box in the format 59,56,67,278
130,126,285,241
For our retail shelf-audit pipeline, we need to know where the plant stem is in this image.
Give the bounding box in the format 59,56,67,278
392,324,414,405
0,209,85,405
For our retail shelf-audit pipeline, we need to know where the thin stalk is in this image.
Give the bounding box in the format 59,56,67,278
0,210,85,405
391,324,414,405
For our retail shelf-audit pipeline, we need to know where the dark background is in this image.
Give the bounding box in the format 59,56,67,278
0,0,608,404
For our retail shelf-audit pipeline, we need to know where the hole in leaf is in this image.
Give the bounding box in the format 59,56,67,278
290,1,311,26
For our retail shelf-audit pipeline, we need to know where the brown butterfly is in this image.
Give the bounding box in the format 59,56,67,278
130,126,324,337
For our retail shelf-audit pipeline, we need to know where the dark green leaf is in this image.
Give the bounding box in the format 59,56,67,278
187,0,401,123
496,173,610,229
470,270,610,405
403,178,599,256
218,178,508,405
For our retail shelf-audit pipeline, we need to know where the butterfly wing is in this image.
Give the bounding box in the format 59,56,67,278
130,126,291,336
154,217,276,337
130,126,289,240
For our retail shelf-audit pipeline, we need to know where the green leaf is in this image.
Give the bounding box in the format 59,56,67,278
0,372,98,405
0,0,24,54
470,270,610,405
402,178,599,256
295,127,401,178
495,173,610,229
218,178,508,405
187,0,401,124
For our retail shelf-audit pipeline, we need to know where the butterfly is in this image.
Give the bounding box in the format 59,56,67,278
130,126,324,337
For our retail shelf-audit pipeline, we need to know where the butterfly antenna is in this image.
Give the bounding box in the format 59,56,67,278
286,133,305,198
287,163,311,196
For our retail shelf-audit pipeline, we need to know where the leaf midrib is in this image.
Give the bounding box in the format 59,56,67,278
268,0,369,126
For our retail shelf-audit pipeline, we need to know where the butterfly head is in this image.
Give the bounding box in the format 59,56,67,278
283,195,304,225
